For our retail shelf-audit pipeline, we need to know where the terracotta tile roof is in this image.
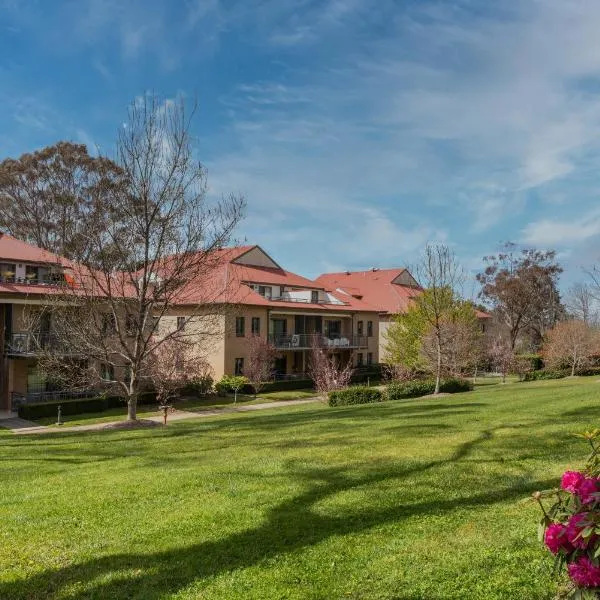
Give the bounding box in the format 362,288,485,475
0,233,69,266
316,269,421,314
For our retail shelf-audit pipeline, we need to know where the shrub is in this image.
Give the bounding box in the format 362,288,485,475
523,369,568,381
387,379,435,400
515,353,544,371
181,375,214,397
536,430,600,595
386,377,473,400
440,377,474,393
575,366,600,377
215,375,249,396
328,386,384,407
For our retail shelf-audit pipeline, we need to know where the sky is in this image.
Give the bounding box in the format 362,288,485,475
1,0,599,291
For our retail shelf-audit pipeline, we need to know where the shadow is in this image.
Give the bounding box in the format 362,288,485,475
1,427,550,599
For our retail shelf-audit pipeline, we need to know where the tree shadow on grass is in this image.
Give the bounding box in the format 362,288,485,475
1,427,552,600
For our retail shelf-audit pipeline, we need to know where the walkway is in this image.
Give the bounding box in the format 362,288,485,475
0,398,320,435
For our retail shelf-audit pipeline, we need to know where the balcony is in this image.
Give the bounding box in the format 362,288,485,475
268,333,368,350
5,332,78,356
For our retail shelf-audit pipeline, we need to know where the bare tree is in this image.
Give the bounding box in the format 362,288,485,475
413,243,463,394
29,95,245,421
486,334,514,383
244,336,279,398
0,142,125,258
567,282,598,325
421,318,482,378
308,342,353,398
477,243,563,351
543,320,599,376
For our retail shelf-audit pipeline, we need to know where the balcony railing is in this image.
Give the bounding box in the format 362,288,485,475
270,296,348,306
5,332,76,356
268,333,368,350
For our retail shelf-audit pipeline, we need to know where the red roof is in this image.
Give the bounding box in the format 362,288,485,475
0,233,68,266
316,269,421,314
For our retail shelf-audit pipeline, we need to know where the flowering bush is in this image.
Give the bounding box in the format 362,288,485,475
536,429,600,598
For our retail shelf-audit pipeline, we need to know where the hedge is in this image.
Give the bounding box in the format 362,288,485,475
18,391,158,420
522,369,569,382
328,386,384,407
387,377,473,401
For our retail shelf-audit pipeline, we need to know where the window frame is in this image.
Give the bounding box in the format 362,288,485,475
235,357,244,375
177,316,186,331
367,320,373,337
356,352,364,367
235,316,246,337
251,316,260,336
357,320,364,336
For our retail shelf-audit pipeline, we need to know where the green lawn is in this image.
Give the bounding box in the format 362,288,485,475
31,388,317,427
1,377,598,599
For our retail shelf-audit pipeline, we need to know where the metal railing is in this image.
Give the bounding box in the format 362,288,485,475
11,389,97,407
268,333,368,350
270,296,348,306
5,332,74,355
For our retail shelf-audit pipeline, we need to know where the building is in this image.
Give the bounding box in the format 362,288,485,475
188,246,380,380
316,267,490,361
0,233,77,411
315,268,421,361
0,238,381,411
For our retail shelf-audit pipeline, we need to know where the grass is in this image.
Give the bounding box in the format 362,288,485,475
30,388,317,427
2,377,598,599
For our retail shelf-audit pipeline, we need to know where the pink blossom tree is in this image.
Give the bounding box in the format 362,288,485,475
244,336,280,398
308,341,353,398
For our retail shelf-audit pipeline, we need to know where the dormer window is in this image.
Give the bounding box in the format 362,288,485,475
257,285,272,298
25,265,39,282
311,291,319,304
0,263,16,282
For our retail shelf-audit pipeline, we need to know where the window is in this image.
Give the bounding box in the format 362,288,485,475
25,265,39,282
0,263,16,282
100,363,115,382
311,290,319,304
367,320,373,337
101,313,116,335
235,357,244,375
357,320,364,336
251,317,260,335
151,316,160,333
367,352,373,366
356,353,364,367
258,285,272,298
177,316,186,331
236,316,245,337
125,314,136,336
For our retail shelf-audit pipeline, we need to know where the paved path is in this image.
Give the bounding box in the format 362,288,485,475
0,398,321,435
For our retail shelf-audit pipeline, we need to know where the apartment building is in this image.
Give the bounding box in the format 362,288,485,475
185,246,380,380
0,238,381,411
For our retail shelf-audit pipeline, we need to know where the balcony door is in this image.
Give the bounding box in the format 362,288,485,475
325,320,342,338
272,319,287,338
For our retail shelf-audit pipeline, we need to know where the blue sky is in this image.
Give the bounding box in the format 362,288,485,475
1,0,599,289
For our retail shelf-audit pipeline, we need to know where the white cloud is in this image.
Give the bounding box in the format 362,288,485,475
522,210,600,246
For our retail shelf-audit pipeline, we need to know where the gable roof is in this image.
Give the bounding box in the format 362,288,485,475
315,268,422,314
0,233,68,266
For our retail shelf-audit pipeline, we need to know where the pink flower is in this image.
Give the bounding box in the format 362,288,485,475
544,523,572,554
568,556,600,588
566,513,596,549
562,471,586,494
578,478,600,505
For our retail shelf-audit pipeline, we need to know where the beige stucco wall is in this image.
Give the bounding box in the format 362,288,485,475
224,306,269,376
378,316,392,363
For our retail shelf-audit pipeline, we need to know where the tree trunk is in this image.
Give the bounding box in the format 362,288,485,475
571,362,576,377
127,396,137,421
434,333,442,394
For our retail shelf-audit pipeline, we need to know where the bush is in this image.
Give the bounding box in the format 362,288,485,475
181,375,214,397
574,366,600,377
515,353,544,371
522,369,568,381
215,375,249,395
440,377,474,393
328,386,383,407
387,379,435,400
386,377,473,401
18,391,158,420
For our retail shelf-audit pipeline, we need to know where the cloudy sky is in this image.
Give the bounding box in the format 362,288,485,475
1,0,599,287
